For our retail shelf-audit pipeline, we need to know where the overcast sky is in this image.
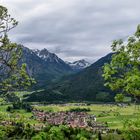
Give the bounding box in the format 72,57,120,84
1,0,140,62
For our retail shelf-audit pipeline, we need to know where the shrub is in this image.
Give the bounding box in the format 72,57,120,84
6,106,12,112
98,112,111,117
31,132,47,140
69,108,91,112
7,101,33,112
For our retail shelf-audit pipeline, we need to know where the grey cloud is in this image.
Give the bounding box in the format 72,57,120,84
1,0,140,62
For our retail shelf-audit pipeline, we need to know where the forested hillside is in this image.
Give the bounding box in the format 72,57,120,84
26,53,115,102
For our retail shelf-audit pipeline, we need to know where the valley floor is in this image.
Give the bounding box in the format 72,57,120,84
0,103,140,139
33,103,140,129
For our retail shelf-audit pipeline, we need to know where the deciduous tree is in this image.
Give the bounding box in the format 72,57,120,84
103,25,140,101
0,5,35,97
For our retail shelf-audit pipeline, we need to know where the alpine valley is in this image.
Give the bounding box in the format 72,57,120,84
19,45,114,102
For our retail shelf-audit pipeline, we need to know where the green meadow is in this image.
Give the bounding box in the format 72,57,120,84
0,102,140,139
33,103,140,129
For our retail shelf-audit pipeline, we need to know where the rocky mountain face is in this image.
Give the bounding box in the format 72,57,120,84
33,48,65,64
20,46,73,88
66,59,91,71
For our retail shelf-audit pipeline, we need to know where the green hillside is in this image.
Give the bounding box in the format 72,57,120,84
26,53,115,102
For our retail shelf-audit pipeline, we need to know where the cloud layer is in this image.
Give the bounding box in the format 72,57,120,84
1,0,140,62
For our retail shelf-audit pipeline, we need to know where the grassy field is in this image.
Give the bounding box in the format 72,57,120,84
0,104,38,125
0,103,140,140
0,102,140,130
34,103,140,129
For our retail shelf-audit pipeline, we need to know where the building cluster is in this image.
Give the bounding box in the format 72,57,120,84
32,109,107,130
0,109,108,132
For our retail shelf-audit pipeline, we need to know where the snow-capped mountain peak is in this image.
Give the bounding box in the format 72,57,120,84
73,59,90,67
67,59,91,70
33,48,62,63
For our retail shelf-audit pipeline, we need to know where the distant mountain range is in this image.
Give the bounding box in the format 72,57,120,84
0,44,122,102
6,45,117,102
25,53,115,102
20,46,90,88
66,60,91,71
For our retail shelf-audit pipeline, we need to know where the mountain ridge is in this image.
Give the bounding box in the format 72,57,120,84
66,59,91,71
19,45,74,88
25,53,115,102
